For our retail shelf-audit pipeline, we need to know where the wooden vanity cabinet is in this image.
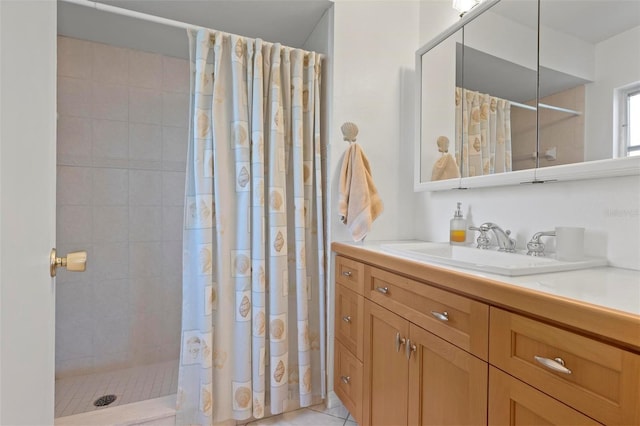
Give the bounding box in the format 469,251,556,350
360,268,489,426
334,256,365,424
489,307,640,425
366,266,489,360
407,322,488,426
488,367,602,425
332,248,640,426
362,301,409,426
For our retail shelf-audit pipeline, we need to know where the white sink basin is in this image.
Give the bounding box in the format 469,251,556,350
380,242,607,276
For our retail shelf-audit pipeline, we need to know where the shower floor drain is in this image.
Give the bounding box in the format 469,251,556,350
93,394,117,407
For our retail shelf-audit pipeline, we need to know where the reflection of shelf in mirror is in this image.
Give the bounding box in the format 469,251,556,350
510,101,582,116
514,147,557,162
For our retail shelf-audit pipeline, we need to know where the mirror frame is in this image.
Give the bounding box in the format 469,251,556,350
414,0,640,192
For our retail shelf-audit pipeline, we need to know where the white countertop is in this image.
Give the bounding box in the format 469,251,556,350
339,240,640,317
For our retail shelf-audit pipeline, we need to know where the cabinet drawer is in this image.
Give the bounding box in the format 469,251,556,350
366,266,489,360
335,256,364,295
335,284,364,361
489,367,602,425
334,340,362,424
490,307,640,426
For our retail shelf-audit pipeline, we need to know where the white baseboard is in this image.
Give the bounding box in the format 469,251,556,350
325,391,342,409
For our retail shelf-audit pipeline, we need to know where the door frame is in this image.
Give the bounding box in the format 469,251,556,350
0,1,57,424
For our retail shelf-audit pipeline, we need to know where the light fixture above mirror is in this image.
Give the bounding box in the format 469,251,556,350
452,0,481,16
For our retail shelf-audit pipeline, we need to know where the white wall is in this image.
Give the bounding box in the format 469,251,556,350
465,8,538,72
325,0,419,406
304,5,333,246
414,2,640,271
540,24,594,82
414,175,640,269
330,0,419,244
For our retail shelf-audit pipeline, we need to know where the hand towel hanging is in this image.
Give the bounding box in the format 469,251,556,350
338,123,383,241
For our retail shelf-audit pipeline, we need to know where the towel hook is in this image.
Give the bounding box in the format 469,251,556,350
341,122,358,143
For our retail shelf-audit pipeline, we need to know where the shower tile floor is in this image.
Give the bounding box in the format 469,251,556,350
55,359,179,418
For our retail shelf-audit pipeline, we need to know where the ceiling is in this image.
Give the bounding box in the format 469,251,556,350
58,0,333,58
58,0,640,60
459,0,640,102
493,0,640,44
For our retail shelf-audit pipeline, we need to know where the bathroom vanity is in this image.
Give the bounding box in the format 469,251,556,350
332,241,640,426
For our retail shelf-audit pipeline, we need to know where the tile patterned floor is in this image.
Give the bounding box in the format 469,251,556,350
244,403,358,426
55,359,179,418
56,359,357,425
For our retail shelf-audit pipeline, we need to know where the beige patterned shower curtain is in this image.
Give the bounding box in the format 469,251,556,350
177,29,325,425
456,87,512,176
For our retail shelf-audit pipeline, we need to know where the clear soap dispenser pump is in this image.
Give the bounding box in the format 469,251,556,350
450,202,467,244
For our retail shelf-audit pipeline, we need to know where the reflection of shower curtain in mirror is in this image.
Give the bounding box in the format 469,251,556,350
455,87,512,177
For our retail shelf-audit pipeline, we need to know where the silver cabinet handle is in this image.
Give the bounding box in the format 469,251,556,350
395,332,406,352
342,271,352,277
431,311,449,322
376,286,389,295
342,315,352,323
340,375,351,384
534,356,572,375
406,338,417,360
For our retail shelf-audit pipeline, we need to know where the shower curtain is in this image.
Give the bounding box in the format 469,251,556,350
177,29,325,425
456,87,512,177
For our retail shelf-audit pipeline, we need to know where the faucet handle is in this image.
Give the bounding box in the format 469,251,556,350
527,240,546,257
469,226,491,250
526,231,556,257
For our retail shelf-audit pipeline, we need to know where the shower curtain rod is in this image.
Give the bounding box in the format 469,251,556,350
60,0,327,60
461,87,582,116
510,100,582,116
61,0,201,31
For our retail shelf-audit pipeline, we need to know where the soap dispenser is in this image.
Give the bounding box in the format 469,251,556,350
450,202,467,244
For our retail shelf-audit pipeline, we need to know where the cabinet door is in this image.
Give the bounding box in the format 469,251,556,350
488,367,602,426
363,300,409,426
408,323,488,425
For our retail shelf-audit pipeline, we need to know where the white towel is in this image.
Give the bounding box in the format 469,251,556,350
338,143,383,241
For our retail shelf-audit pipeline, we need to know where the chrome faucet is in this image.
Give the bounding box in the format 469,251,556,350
526,230,556,256
478,222,517,252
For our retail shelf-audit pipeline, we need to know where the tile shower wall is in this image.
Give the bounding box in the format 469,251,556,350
56,36,189,378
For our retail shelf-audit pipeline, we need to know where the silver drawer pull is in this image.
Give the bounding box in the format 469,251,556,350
534,356,572,375
431,311,449,322
395,332,406,352
376,286,389,295
342,315,352,323
340,375,351,384
342,271,353,277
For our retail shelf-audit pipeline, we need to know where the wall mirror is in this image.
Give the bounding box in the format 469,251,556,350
415,0,640,191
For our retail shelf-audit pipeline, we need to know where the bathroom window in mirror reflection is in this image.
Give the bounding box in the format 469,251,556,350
621,85,640,157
